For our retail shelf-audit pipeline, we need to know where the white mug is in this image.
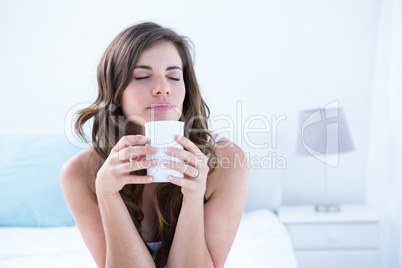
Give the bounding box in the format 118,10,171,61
144,121,185,183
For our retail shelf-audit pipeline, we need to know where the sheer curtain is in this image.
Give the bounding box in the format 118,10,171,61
366,0,402,267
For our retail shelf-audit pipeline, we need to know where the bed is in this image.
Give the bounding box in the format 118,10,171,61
0,130,298,268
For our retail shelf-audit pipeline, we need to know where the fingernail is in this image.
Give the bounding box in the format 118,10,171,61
147,176,153,182
141,136,149,143
149,146,157,152
176,135,183,141
168,176,174,182
165,147,172,153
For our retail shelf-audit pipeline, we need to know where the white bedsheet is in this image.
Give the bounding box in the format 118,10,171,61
0,209,297,268
228,210,298,268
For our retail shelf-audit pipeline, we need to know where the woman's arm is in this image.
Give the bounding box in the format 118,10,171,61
165,137,249,268
167,194,214,267
202,142,249,267
96,190,155,267
60,135,158,268
60,151,107,266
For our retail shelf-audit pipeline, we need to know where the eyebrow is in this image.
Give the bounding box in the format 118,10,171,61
133,65,182,71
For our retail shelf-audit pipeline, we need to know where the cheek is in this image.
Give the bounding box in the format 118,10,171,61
122,87,141,103
120,88,142,115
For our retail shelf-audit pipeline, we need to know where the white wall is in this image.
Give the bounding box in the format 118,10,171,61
0,0,380,206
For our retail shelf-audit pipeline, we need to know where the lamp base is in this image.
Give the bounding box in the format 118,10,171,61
315,204,340,213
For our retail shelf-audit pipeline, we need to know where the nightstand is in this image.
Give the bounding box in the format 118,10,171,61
277,205,381,268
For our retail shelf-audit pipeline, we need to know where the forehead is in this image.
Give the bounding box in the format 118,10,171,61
135,42,183,68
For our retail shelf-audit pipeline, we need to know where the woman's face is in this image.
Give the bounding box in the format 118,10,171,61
121,42,186,124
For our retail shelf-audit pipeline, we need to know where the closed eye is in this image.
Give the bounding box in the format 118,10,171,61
169,77,180,81
135,76,150,80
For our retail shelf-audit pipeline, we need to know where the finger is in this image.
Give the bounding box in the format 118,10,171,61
118,145,158,161
163,160,199,178
168,175,195,188
165,147,208,169
129,154,146,162
112,135,149,152
122,159,158,173
121,174,154,184
165,147,197,166
175,136,207,160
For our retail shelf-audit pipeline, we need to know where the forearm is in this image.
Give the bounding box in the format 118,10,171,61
167,197,214,268
98,192,155,268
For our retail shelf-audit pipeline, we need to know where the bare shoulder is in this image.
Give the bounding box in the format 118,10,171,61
60,148,98,197
205,138,250,200
214,138,247,167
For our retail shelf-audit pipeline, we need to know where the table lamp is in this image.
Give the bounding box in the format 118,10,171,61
296,104,354,212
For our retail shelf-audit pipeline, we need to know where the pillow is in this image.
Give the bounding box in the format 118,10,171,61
0,131,82,227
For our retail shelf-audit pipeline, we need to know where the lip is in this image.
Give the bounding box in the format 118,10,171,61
148,102,174,111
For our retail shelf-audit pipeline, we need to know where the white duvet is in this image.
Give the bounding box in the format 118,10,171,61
0,209,297,268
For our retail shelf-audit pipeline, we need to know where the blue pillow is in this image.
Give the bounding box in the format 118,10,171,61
0,132,82,227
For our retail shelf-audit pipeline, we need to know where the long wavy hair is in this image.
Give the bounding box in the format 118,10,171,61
74,22,218,267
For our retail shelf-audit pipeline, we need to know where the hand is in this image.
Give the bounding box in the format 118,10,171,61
95,135,158,197
163,135,209,203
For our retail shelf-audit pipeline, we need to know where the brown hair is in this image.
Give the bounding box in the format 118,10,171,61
74,22,217,267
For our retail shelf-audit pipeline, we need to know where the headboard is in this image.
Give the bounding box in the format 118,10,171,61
0,129,81,227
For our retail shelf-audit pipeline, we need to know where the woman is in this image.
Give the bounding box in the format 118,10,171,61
60,22,249,268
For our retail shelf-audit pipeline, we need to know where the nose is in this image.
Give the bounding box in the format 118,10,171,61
152,77,171,96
